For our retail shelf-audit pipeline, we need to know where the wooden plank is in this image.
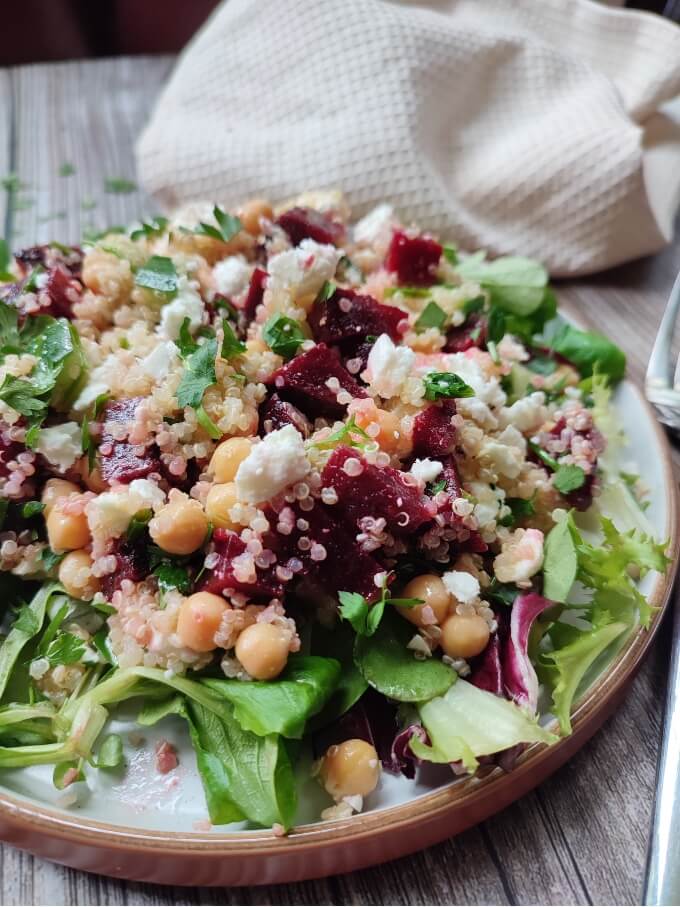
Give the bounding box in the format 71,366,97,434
9,56,173,249
1,54,679,907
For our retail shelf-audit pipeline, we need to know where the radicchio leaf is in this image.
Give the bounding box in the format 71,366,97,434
469,631,504,698
386,725,429,779
502,593,554,714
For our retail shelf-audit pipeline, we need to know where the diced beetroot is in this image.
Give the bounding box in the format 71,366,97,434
321,446,435,536
155,740,178,774
444,313,487,353
0,433,25,482
259,393,311,438
269,343,366,419
439,455,462,499
385,230,442,286
42,266,82,319
308,288,404,347
14,244,83,278
412,401,457,458
342,338,375,376
264,499,384,600
99,398,160,485
276,207,344,247
199,528,284,601
101,536,149,599
241,267,267,324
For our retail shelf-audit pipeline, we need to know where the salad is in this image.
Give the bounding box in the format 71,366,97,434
0,192,669,831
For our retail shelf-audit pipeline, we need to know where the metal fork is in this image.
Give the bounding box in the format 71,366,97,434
643,269,680,905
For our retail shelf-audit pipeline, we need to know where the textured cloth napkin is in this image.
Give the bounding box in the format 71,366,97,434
136,0,680,276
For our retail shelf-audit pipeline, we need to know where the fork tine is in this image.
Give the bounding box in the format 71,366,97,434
647,271,680,392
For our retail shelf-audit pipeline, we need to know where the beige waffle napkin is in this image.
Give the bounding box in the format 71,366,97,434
136,0,680,276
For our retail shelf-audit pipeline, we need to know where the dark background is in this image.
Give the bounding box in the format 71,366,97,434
0,0,677,66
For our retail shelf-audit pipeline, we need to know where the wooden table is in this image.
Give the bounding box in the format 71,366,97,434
0,56,679,907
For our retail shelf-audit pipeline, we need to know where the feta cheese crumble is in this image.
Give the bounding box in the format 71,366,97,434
410,458,443,484
213,255,254,298
235,424,311,503
159,276,204,340
442,570,481,604
364,334,415,399
35,422,82,472
267,240,342,299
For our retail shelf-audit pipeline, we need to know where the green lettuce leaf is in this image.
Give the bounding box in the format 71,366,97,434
411,679,558,772
545,323,625,383
202,655,341,738
0,583,62,700
455,254,548,316
354,611,455,702
542,518,578,603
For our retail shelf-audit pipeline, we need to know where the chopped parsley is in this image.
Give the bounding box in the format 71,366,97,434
499,496,535,527
262,314,305,360
134,256,178,296
11,603,40,636
462,296,485,317
220,319,246,359
104,177,137,194
311,415,371,451
427,477,447,496
44,632,86,667
422,371,474,401
21,501,44,519
58,162,75,177
176,338,218,408
486,306,506,344
553,464,587,494
415,300,447,333
40,547,66,571
81,392,109,471
195,206,242,243
0,239,13,282
129,216,168,241
177,317,198,358
316,280,336,303
126,509,153,542
196,404,221,440
154,562,192,600
442,244,458,265
338,583,423,637
0,374,49,418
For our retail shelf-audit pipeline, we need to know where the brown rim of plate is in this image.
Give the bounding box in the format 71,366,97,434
0,382,676,859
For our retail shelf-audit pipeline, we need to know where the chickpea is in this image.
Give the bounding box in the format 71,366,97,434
41,479,80,516
398,574,450,627
239,199,274,236
149,493,208,556
209,437,252,484
320,739,381,801
58,550,101,600
205,482,242,530
440,613,490,659
177,592,229,652
46,505,91,553
235,622,290,680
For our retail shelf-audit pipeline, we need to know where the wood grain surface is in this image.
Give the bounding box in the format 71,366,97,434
0,56,679,907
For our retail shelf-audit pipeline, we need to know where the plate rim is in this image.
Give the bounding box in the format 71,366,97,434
0,381,676,866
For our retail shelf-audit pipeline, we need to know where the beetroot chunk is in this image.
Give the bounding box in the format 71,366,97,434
385,230,442,286
321,446,435,536
259,393,311,438
99,398,160,485
15,244,83,278
308,288,404,347
199,528,284,600
412,401,457,458
276,207,344,247
444,313,487,353
43,266,82,319
269,343,366,419
101,536,149,599
241,267,267,324
265,499,384,600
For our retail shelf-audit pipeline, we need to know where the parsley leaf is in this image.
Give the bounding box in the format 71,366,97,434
154,562,192,599
104,177,137,194
553,464,586,494
316,280,336,303
220,319,246,359
45,632,86,666
11,603,40,635
442,244,458,265
311,415,371,451
176,338,217,409
486,306,506,344
21,501,44,519
428,478,447,495
134,256,178,296
176,317,198,359
195,206,242,243
423,372,474,401
0,239,14,282
126,509,152,542
0,300,20,354
415,301,447,333
0,374,49,417
81,392,109,470
40,547,66,571
263,314,305,360
338,584,422,637
196,404,221,440
499,496,535,527
129,216,168,241
59,162,75,177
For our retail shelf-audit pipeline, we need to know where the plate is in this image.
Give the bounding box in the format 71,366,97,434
0,379,676,886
